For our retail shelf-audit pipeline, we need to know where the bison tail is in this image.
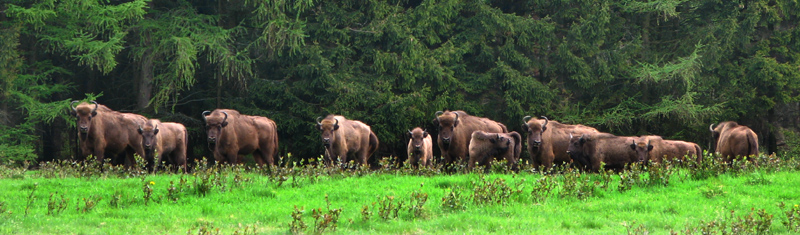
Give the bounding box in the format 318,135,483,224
368,131,379,158
747,132,759,157
694,144,703,163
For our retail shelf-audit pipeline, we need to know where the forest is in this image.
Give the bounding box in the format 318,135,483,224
1,0,799,165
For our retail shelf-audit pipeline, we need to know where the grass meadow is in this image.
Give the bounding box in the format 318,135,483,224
1,154,800,234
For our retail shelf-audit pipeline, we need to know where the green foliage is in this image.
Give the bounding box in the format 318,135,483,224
2,0,799,164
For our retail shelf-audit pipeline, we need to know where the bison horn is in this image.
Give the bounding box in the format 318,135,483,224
522,115,532,124
647,139,651,147
154,124,159,131
334,118,339,126
435,111,444,122
202,110,211,122
454,112,459,122
709,123,715,132
221,111,229,123
408,129,413,135
541,116,549,128
70,100,79,112
90,101,98,113
316,116,323,125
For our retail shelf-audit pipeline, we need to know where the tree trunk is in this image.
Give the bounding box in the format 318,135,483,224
137,48,154,111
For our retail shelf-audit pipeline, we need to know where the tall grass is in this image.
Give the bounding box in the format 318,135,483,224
0,153,799,234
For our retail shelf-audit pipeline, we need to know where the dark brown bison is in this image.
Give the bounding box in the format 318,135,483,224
468,131,522,171
630,135,702,164
138,119,188,172
407,127,433,168
70,101,147,167
710,121,759,161
433,110,508,165
567,133,638,172
316,115,379,166
521,116,599,171
202,109,279,166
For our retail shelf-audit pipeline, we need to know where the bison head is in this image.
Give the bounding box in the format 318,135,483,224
433,110,459,145
407,128,428,153
138,121,160,150
629,138,653,163
70,101,99,135
203,110,228,144
317,116,339,147
567,133,591,168
521,116,548,148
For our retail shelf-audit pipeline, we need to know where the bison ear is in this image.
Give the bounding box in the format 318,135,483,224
453,119,459,128
541,126,547,132
221,121,228,127
489,138,496,144
647,145,654,151
423,131,428,138
91,111,98,117
630,143,636,150
432,118,439,127
317,123,322,130
138,128,143,135
153,128,159,135
521,124,529,132
333,123,340,131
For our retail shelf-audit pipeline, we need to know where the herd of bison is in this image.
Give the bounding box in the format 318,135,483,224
69,100,760,173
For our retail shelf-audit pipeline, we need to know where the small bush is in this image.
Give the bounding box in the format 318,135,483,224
288,206,307,234
441,187,467,212
46,192,69,216
779,202,800,232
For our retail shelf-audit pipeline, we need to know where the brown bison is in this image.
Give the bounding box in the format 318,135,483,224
316,115,379,166
70,101,147,167
433,110,508,165
468,131,522,171
138,119,188,172
407,127,433,168
567,133,638,172
521,116,599,171
630,135,702,164
710,121,759,161
202,109,279,166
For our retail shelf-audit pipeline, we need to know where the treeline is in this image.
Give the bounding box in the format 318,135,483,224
1,0,799,164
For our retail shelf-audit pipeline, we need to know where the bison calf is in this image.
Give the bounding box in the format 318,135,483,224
203,109,279,166
710,121,759,162
316,115,379,167
138,119,188,172
468,131,522,171
631,135,702,164
407,127,433,168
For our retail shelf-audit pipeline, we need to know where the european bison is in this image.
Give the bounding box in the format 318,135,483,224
70,101,147,168
468,131,522,171
138,119,188,172
710,121,759,161
433,110,507,165
631,135,702,164
202,109,279,166
567,133,638,172
316,115,379,166
521,116,598,171
406,127,433,168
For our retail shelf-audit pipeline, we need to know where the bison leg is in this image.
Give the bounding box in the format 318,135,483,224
252,150,267,166
259,141,277,166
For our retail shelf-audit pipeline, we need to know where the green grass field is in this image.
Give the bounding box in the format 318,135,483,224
1,156,799,234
